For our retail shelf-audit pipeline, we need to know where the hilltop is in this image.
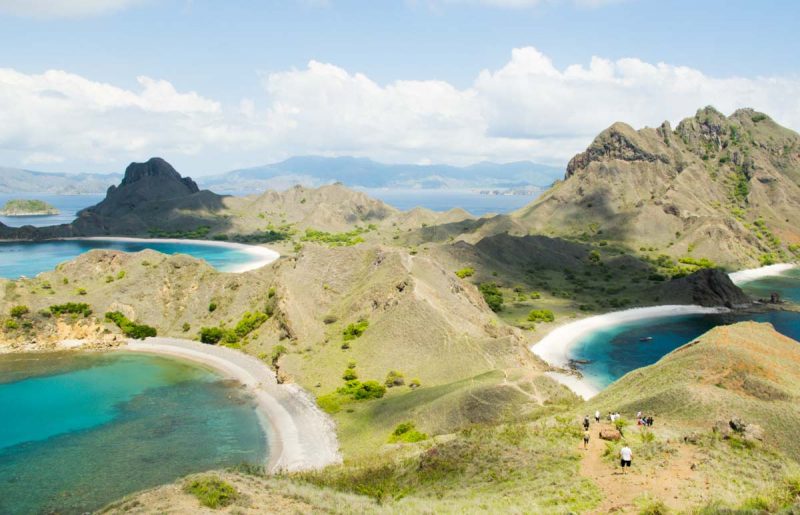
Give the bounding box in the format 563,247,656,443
510,107,800,268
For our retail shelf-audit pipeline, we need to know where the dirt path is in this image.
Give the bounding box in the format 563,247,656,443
578,422,704,513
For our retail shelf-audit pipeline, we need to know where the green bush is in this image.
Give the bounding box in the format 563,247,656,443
183,476,238,509
234,311,268,338
385,370,405,387
199,327,226,344
10,305,29,318
75,288,87,296
343,319,369,341
342,368,358,381
388,422,428,443
105,311,157,339
208,302,217,313
182,322,191,332
455,267,474,279
270,345,288,368
337,380,386,400
50,303,92,317
301,227,371,247
478,282,504,312
529,291,541,300
527,309,555,323
5,319,18,330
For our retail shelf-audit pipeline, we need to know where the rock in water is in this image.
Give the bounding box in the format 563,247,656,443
654,268,751,308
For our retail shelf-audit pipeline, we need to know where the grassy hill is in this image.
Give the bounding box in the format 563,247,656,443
511,107,800,268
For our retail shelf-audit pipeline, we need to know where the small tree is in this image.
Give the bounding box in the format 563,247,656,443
10,305,29,318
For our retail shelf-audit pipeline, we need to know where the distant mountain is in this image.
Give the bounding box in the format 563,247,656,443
0,167,120,194
201,156,562,192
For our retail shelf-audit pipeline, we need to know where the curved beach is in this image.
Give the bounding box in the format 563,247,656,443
124,337,341,472
729,263,795,285
74,237,280,273
531,305,729,399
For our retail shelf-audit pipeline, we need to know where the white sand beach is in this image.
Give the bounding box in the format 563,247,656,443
531,305,728,399
729,263,796,285
124,337,340,473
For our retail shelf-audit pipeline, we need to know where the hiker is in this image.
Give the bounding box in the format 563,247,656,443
620,443,633,474
583,415,590,431
636,410,642,420
647,415,654,427
583,430,590,449
595,410,600,423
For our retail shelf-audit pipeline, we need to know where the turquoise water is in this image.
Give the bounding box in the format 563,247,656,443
0,352,267,514
0,239,259,279
571,310,800,391
739,267,800,304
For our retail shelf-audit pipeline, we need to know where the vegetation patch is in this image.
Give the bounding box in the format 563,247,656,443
105,311,157,339
301,225,375,247
199,311,269,345
454,267,474,279
49,302,92,317
479,282,504,312
388,422,428,443
343,319,369,342
148,225,211,239
183,476,238,509
10,305,29,318
526,309,555,323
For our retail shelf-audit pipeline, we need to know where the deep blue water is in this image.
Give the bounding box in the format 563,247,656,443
571,310,800,391
0,194,104,228
0,352,266,515
0,239,259,279
360,188,538,215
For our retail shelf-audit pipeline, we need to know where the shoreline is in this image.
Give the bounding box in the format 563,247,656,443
531,305,729,400
124,337,340,473
64,237,280,273
729,263,795,285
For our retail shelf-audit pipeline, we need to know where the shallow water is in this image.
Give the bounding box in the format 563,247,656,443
0,352,267,514
0,239,261,279
739,267,800,304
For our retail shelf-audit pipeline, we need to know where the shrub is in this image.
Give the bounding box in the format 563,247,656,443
323,314,337,324
270,345,288,368
337,380,386,400
529,291,541,300
182,322,191,332
50,303,92,317
10,305,29,318
76,288,87,296
410,378,421,389
199,327,226,344
208,302,218,313
5,319,18,330
384,370,405,387
478,282,504,312
105,311,157,340
116,270,126,280
343,368,358,381
343,319,369,341
588,250,601,264
105,275,114,283
388,422,428,443
455,267,475,279
527,309,555,323
233,311,268,338
183,476,238,509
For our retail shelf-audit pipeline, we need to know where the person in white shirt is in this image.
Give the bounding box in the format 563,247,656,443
595,410,600,423
620,444,633,473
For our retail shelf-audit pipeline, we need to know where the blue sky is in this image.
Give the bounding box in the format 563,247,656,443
0,0,798,175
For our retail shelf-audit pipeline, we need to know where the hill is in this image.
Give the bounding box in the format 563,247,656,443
0,199,59,216
509,107,800,268
588,321,800,461
202,156,561,192
0,167,119,194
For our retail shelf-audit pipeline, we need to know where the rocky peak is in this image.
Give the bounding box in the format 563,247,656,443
656,268,751,308
565,122,669,179
119,157,199,193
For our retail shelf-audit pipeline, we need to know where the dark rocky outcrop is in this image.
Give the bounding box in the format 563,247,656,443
654,268,751,308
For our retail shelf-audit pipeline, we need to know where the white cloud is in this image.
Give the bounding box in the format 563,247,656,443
0,0,149,18
0,47,799,173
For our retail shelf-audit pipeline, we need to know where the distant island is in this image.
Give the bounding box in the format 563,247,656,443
0,199,60,217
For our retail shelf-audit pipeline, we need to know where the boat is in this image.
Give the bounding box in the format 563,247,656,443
639,336,654,342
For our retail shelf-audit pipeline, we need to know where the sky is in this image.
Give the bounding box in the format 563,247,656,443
0,0,799,176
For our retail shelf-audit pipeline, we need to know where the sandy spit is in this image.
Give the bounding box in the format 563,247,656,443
530,305,728,400
729,263,795,285
124,337,341,473
68,237,281,273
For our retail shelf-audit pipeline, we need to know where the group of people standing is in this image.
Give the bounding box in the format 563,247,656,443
636,411,654,427
579,409,642,474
